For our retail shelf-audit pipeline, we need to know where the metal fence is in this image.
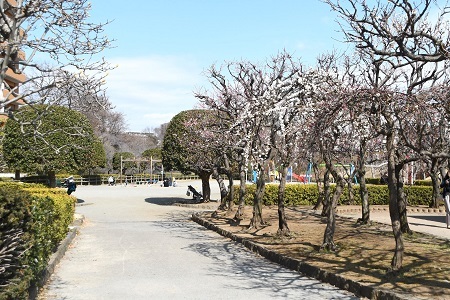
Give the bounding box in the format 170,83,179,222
19,174,200,186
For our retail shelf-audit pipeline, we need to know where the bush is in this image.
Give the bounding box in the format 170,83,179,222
404,185,433,206
23,186,75,278
20,175,50,186
232,183,433,207
414,180,432,186
0,183,75,300
365,177,382,185
233,183,319,206
0,184,33,300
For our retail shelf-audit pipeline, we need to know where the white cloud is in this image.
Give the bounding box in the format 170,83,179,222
104,55,205,132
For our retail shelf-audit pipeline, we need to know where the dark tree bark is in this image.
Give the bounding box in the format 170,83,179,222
234,161,247,220
357,140,370,224
321,166,345,251
321,169,331,217
277,166,290,236
313,163,324,211
386,131,404,271
199,171,211,202
249,165,265,229
226,172,234,212
429,158,443,208
395,163,412,234
223,154,234,212
358,172,370,224
430,170,441,208
47,171,57,188
212,167,228,210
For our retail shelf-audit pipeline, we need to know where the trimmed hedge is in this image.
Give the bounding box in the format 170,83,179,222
365,177,382,185
0,184,33,300
0,183,75,300
233,183,433,206
414,180,432,186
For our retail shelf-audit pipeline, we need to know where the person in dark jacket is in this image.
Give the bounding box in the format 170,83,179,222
440,171,450,228
67,176,77,195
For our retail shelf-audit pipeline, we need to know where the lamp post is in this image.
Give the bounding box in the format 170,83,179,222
120,155,123,184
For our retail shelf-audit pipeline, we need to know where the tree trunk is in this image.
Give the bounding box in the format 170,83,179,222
313,163,324,211
222,154,235,212
386,132,404,271
213,167,228,210
313,182,324,211
347,179,355,204
321,171,344,251
200,172,211,202
277,166,290,236
429,158,441,208
15,169,20,180
249,165,265,229
358,172,370,224
358,140,370,224
321,169,331,217
430,171,441,208
234,162,247,220
396,164,411,234
226,171,234,212
47,171,56,188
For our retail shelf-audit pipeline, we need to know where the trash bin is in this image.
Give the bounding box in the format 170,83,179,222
163,178,170,187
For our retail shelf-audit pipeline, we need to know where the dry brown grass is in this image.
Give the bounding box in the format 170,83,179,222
198,205,450,300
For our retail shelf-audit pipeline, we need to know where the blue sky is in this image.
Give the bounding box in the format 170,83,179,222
89,0,348,132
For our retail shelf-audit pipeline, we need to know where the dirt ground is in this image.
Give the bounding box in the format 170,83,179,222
198,205,450,300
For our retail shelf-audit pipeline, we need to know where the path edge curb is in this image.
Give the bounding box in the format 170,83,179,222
28,214,85,300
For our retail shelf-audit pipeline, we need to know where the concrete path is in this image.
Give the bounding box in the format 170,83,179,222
337,206,450,240
38,181,359,300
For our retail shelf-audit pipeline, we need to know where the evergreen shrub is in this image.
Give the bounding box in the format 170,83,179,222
365,177,382,185
233,183,433,206
0,183,75,300
0,184,33,300
414,180,432,186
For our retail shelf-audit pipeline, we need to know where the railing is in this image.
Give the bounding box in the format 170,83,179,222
20,174,201,186
114,174,200,185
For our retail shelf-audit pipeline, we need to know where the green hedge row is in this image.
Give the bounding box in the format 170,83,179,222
0,183,75,300
233,183,434,206
414,180,433,186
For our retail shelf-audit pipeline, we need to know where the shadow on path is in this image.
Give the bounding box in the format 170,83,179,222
411,215,445,223
145,197,198,206
148,211,358,299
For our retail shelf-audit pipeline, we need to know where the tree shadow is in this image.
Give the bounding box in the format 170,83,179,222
150,212,358,299
145,197,199,206
194,208,450,299
410,214,445,223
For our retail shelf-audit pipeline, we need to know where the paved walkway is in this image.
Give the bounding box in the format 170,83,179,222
336,205,450,240
38,181,359,300
38,181,450,299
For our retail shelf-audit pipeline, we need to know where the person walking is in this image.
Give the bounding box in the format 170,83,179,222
440,170,450,228
108,176,114,186
66,176,76,195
